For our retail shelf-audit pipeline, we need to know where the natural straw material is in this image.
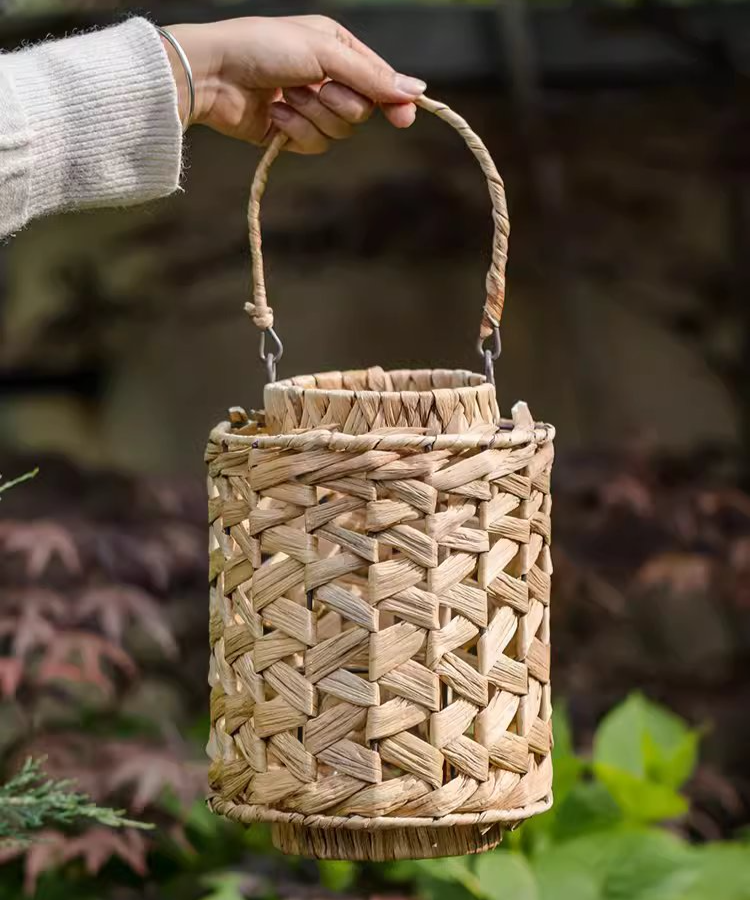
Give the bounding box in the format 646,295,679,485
206,402,554,860
265,369,501,436
206,97,555,860
246,96,510,342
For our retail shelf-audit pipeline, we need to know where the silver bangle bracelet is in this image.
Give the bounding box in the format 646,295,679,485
157,26,195,130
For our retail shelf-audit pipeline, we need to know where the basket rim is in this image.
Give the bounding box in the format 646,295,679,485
207,793,553,831
263,367,506,438
208,419,556,453
265,367,491,399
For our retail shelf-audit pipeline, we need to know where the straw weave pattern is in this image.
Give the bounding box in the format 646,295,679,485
245,97,510,341
265,368,500,436
206,375,554,853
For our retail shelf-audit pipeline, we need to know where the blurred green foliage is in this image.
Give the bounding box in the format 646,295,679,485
383,695,750,900
8,693,748,900
0,758,149,844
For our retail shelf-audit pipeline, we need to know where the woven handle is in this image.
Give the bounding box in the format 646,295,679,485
245,95,509,343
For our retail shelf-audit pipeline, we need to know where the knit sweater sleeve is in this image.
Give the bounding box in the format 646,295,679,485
0,17,182,238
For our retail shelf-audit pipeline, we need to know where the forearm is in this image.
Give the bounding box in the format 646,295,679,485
0,14,425,239
0,18,182,238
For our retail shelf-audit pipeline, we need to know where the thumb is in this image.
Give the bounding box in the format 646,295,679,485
313,34,425,104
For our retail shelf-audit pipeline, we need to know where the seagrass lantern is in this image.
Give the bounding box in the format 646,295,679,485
206,97,555,861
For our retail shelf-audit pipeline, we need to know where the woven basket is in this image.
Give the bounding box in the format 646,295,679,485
206,97,555,861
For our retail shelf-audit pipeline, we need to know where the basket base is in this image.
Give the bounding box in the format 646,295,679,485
271,822,503,861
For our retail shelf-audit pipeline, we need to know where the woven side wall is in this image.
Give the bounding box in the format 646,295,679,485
206,409,553,859
264,368,501,435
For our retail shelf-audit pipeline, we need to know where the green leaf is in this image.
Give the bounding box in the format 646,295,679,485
318,860,357,892
534,829,696,900
476,851,538,900
594,694,649,777
594,764,688,823
185,713,212,745
179,798,233,842
532,853,600,900
415,857,474,883
551,755,586,809
549,703,585,809
681,845,750,900
244,823,275,853
593,694,698,787
642,730,699,790
404,858,480,900
506,806,553,855
551,782,623,841
382,859,421,882
199,873,246,900
551,703,575,760
599,831,698,900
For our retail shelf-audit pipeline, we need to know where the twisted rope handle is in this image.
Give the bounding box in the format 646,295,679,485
246,95,509,343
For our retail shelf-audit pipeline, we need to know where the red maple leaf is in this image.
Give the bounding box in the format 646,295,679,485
106,744,207,812
20,828,148,893
0,657,23,698
0,590,70,669
7,608,55,658
599,474,654,516
38,631,137,696
15,733,110,799
3,588,68,620
14,735,206,813
159,523,205,569
730,536,750,571
697,488,750,520
90,527,202,591
0,520,81,578
75,586,177,656
92,529,170,591
636,552,713,594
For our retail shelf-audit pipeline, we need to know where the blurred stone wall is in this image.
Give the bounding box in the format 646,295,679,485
0,87,737,474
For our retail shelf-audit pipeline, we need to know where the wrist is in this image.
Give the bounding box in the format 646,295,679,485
159,24,218,127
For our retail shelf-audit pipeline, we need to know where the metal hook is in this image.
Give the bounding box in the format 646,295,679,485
477,322,501,386
259,327,284,364
484,349,496,386
264,353,277,384
259,327,284,384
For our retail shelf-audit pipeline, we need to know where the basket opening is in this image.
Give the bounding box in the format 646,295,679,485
275,367,487,393
264,367,500,436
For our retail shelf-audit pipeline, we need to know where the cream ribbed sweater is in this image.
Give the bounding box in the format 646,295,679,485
0,18,182,238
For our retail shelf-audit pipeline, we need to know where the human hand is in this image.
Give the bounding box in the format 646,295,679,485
160,15,426,153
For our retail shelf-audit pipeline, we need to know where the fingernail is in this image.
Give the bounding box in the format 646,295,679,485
270,103,291,121
284,87,307,105
394,74,427,98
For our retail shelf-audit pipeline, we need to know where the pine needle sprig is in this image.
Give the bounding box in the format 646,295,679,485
0,469,39,498
0,758,152,844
